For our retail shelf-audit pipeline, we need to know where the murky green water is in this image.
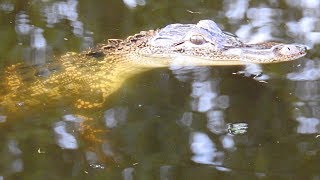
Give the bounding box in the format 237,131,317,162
0,0,320,179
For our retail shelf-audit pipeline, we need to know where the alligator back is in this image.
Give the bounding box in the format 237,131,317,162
0,51,148,118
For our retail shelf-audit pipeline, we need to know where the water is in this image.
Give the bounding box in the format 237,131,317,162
0,0,320,179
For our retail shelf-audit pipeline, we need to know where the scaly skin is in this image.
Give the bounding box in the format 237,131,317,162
0,20,307,115
1,52,148,114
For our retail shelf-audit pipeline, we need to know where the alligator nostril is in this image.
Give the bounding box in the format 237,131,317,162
303,46,308,51
300,45,309,51
294,45,307,52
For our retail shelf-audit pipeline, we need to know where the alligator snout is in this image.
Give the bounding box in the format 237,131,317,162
273,44,307,57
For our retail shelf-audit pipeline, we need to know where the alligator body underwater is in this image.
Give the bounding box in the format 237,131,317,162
0,20,307,116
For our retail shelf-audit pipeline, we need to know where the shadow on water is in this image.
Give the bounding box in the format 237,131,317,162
0,0,320,179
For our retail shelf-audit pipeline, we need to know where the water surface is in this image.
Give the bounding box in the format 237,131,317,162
0,0,320,179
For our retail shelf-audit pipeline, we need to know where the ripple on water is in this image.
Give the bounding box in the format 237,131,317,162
287,60,320,81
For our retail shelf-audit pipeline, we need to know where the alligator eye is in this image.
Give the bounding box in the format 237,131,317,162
190,35,206,45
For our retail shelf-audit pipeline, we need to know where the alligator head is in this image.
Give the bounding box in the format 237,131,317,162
134,20,307,66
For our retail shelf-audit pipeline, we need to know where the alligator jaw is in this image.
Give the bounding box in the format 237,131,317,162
135,43,307,67
221,43,307,64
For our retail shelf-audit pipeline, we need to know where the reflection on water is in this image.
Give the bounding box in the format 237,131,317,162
296,117,320,134
191,80,219,112
236,63,269,82
53,115,82,150
0,0,320,179
15,12,48,65
53,122,78,149
287,60,320,134
207,110,226,134
43,0,94,50
0,139,24,176
236,7,280,43
7,140,23,173
15,12,32,35
190,132,224,166
13,0,93,65
287,60,320,81
0,115,6,123
122,167,134,180
43,0,79,29
286,0,320,48
123,0,146,9
225,0,320,49
224,0,248,20
15,10,48,65
104,107,129,128
0,2,14,13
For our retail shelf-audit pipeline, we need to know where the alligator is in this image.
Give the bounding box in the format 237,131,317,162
0,20,307,117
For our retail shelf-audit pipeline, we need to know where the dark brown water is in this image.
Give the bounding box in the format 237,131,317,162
0,0,320,179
